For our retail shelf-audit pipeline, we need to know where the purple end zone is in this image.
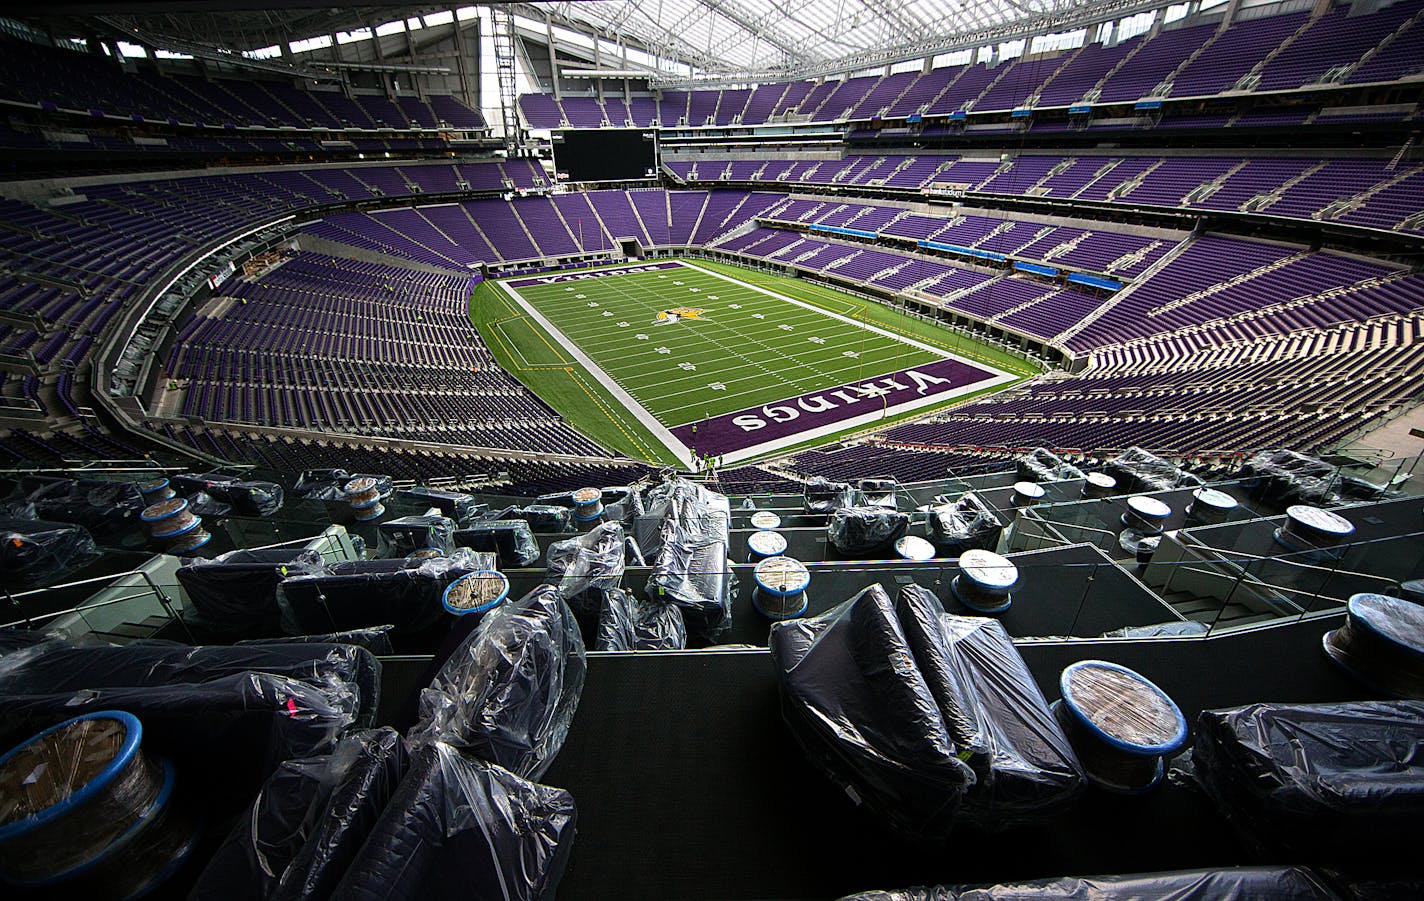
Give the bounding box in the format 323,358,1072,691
505,261,683,288
672,357,1002,458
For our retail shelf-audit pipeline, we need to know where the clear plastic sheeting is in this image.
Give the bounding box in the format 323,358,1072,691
0,669,359,811
377,515,457,558
1017,449,1086,483
771,581,1084,839
926,493,1001,556
398,487,484,526
769,583,979,839
595,587,687,651
0,516,99,588
859,478,900,511
1100,621,1208,638
330,742,576,901
827,506,910,556
837,866,1343,900
945,615,1084,826
1185,700,1424,866
294,471,394,504
454,520,541,568
546,522,627,616
491,504,572,533
1103,447,1204,493
804,477,858,515
409,584,586,782
236,626,396,656
0,638,380,730
189,727,409,901
642,478,734,642
11,475,147,537
171,473,285,518
279,550,493,639
177,548,326,639
1241,448,1345,506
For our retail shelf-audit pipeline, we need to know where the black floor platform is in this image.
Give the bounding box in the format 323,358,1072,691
378,614,1380,900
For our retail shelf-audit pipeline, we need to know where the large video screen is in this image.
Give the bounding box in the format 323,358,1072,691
554,128,657,182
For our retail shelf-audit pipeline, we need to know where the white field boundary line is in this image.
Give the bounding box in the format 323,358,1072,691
716,369,1019,466
495,276,694,468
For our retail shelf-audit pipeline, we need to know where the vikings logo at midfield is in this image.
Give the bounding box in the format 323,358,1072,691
654,307,710,324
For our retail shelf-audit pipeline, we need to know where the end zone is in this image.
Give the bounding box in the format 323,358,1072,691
671,356,1015,464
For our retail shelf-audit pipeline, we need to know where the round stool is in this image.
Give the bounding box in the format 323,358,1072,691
1053,661,1187,794
1121,496,1172,534
1082,472,1117,499
1186,488,1238,525
749,510,781,531
571,487,605,523
343,477,385,523
442,570,510,617
746,529,787,563
137,478,174,503
1323,593,1424,698
895,535,936,563
951,549,1018,614
1011,481,1045,507
752,556,810,620
1274,505,1354,556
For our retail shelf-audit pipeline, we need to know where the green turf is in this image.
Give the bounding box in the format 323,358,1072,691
469,279,678,465
502,261,948,425
475,258,1032,464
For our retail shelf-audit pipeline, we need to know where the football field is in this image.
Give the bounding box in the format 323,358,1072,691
490,260,1019,465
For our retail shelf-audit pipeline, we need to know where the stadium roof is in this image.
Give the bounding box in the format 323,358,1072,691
17,0,1174,85
524,0,1168,83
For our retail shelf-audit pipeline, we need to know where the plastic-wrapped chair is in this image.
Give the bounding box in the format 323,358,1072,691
804,477,857,514
171,473,284,517
377,514,457,558
642,478,733,642
279,551,492,639
0,516,99,588
13,476,147,538
1103,447,1203,493
926,493,1002,556
1187,700,1424,866
454,520,540,568
827,506,909,556
189,727,409,901
770,583,978,839
177,548,325,639
1017,448,1086,483
771,583,1083,839
545,522,626,617
330,742,576,901
491,504,572,533
236,626,396,655
0,669,360,815
1240,448,1342,506
858,478,900,511
595,587,686,651
837,866,1343,900
0,638,381,730
409,584,586,781
398,487,484,525
294,469,353,501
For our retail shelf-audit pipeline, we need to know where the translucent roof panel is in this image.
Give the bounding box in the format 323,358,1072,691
528,0,1092,78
